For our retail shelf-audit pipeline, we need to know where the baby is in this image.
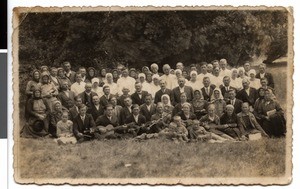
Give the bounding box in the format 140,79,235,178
55,111,77,144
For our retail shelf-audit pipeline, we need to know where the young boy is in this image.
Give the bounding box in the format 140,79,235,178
159,116,188,142
55,111,77,144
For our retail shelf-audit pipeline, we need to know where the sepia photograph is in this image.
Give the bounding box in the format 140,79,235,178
12,6,293,185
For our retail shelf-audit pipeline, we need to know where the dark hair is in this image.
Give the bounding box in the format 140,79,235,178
131,104,140,110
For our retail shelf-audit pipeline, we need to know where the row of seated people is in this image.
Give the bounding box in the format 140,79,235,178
21,84,285,143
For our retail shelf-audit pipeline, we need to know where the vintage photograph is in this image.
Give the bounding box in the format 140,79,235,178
13,6,293,185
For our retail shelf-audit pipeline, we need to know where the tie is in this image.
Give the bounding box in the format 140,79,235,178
206,87,209,94
231,100,234,105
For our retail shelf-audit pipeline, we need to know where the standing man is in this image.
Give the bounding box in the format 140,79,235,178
62,61,76,83
99,85,113,107
117,68,136,95
176,62,184,72
172,77,194,104
243,61,251,77
255,63,275,89
78,82,98,108
154,79,174,104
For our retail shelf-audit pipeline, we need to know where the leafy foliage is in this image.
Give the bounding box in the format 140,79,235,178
19,10,288,70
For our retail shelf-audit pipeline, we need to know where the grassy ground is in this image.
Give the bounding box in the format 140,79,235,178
17,137,286,179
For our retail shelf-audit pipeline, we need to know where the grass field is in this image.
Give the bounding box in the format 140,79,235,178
17,137,286,179
15,63,289,181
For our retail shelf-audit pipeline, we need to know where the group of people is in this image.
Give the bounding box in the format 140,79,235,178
20,59,286,144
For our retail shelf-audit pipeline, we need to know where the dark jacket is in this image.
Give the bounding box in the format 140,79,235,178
177,111,197,121
154,88,174,104
125,114,146,126
73,113,96,139
236,87,258,106
69,106,79,122
119,106,132,125
78,91,98,108
131,91,148,106
95,114,119,127
99,94,113,107
255,72,275,88
140,103,157,122
201,85,216,101
87,104,104,121
220,86,236,102
227,98,243,114
172,86,194,104
57,90,76,109
65,70,76,84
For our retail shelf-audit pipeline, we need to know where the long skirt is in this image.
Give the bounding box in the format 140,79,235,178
262,113,286,137
20,117,49,138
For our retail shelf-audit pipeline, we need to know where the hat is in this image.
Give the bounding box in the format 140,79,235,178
91,78,100,84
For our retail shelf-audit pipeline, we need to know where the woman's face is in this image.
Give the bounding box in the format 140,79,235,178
93,82,99,88
182,105,190,114
259,89,265,97
42,76,49,83
239,70,244,76
50,69,57,77
33,72,40,80
194,91,201,99
130,71,136,78
58,70,64,77
214,90,220,99
176,72,181,78
232,70,238,78
107,75,113,82
88,69,95,77
250,73,255,79
112,71,118,78
34,90,41,98
226,108,234,116
162,96,169,104
146,74,152,82
54,103,62,112
191,73,197,80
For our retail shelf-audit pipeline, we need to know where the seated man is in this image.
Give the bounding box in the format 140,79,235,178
78,82,98,108
73,104,96,142
99,85,113,107
236,78,258,109
227,89,243,114
125,104,147,136
119,97,133,125
140,94,157,122
150,102,172,133
200,77,216,101
219,76,236,103
87,95,104,121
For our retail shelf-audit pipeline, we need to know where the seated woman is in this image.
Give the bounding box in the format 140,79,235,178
219,105,244,140
55,111,77,144
210,88,226,118
199,104,234,141
253,87,266,125
161,94,174,114
159,116,189,142
256,89,286,137
172,92,194,117
49,101,65,137
237,102,269,139
150,102,172,133
191,90,208,119
21,88,50,138
177,102,197,121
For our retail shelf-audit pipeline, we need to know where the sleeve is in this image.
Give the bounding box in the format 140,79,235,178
89,114,96,129
26,99,37,117
73,119,80,137
25,81,33,96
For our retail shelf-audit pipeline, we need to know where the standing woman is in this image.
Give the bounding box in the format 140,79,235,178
161,94,174,114
87,67,97,82
99,68,107,85
104,73,118,96
112,69,119,83
249,69,261,90
21,89,50,138
25,70,41,99
258,89,286,137
40,72,58,112
253,87,266,124
191,90,208,119
210,88,226,118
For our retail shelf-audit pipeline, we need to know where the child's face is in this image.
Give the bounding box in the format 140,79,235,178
208,108,215,114
62,114,68,122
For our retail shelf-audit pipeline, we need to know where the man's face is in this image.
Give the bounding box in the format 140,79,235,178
213,62,219,68
261,79,267,87
63,63,71,71
75,98,83,107
157,105,163,113
201,65,207,73
208,107,214,114
135,84,142,92
92,96,100,105
124,98,132,106
42,76,49,84
110,98,117,105
203,78,210,87
214,90,220,99
85,84,92,92
220,61,226,69
76,74,82,82
80,69,86,77
132,107,139,115
106,107,113,117
242,104,249,113
229,91,236,99
163,67,170,75
79,107,87,116
242,80,250,89
122,70,129,77
180,94,187,102
145,96,152,105
213,67,220,75
176,63,184,71
160,81,166,89
178,78,185,87
104,88,110,95
244,63,251,71
223,77,230,86
182,105,189,113
207,65,213,73
259,65,265,73
62,82,69,90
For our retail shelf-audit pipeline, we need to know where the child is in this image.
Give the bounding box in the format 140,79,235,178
160,116,188,142
55,111,77,144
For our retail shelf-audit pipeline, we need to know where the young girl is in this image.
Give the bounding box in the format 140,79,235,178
55,111,77,144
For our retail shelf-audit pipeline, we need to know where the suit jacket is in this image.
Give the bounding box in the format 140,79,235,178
172,86,194,104
69,106,79,122
131,91,148,105
57,90,76,109
125,114,146,126
140,103,157,122
255,72,275,88
73,113,96,139
117,95,130,107
79,91,98,108
220,86,236,102
172,103,194,117
201,85,216,101
227,98,243,114
154,88,174,104
177,111,197,121
65,70,76,84
95,114,119,127
119,106,132,125
87,104,104,121
99,94,113,107
236,87,258,106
